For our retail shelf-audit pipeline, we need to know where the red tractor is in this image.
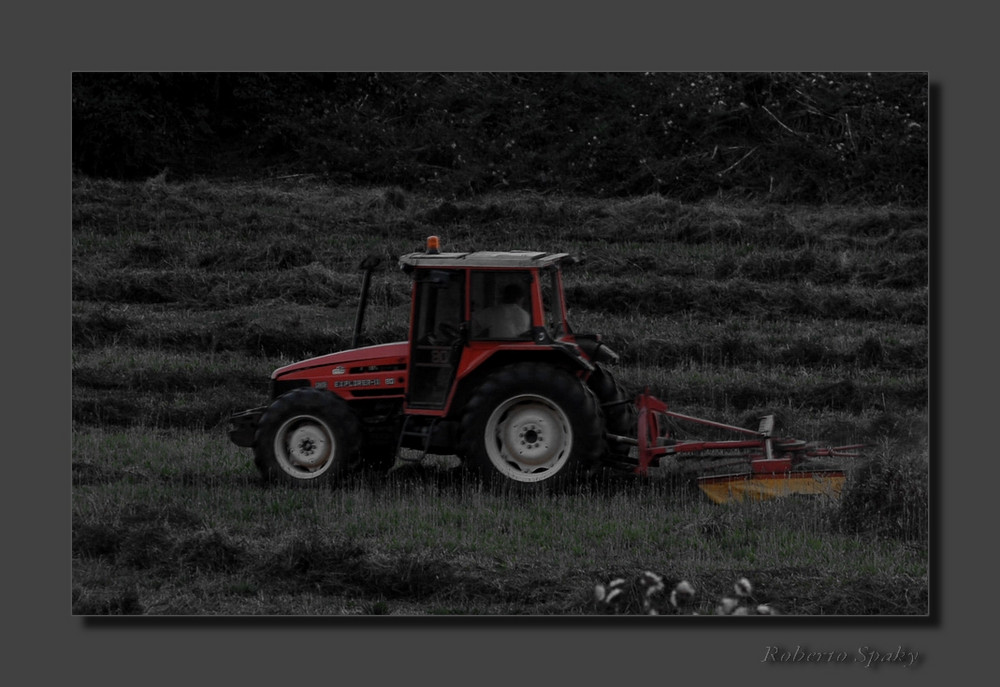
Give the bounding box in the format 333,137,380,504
229,236,860,498
229,236,636,488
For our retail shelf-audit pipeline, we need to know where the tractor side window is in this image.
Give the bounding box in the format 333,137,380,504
470,271,533,340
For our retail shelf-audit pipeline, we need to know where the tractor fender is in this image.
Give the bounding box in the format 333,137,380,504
448,345,593,418
458,344,592,381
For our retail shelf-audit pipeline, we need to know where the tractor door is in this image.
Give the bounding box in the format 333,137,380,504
406,269,465,409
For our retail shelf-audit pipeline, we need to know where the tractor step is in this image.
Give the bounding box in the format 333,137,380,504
393,416,439,464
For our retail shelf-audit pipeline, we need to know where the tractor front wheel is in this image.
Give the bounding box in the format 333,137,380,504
459,363,605,488
253,388,361,486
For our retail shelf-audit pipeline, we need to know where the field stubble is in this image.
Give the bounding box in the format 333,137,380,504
72,178,929,615
73,428,927,616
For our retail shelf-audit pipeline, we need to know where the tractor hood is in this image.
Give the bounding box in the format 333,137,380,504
271,341,408,379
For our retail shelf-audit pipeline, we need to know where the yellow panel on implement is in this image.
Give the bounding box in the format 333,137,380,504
697,471,846,504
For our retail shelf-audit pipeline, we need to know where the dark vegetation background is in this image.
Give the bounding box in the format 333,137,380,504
72,72,926,205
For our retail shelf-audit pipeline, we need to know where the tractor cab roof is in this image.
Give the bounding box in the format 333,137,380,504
399,238,574,270
400,250,573,269
399,236,576,271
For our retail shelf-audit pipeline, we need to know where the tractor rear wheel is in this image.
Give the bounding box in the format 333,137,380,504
587,364,637,442
253,388,361,486
458,363,605,488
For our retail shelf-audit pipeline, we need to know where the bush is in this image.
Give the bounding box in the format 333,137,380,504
834,451,928,541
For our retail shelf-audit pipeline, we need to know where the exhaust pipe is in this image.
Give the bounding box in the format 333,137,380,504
352,255,382,348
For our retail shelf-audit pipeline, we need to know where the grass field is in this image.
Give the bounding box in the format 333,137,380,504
71,176,929,615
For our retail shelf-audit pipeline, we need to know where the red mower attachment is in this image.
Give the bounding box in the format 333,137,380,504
625,392,863,503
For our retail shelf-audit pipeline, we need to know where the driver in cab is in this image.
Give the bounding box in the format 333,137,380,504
472,283,531,339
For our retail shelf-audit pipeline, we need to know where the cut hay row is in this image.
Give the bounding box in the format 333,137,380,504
72,297,927,372
564,276,926,324
75,231,927,284
72,312,926,371
72,266,926,325
72,179,927,257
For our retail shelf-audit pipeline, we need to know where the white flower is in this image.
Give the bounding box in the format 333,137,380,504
674,580,695,597
734,578,753,597
670,580,696,608
642,571,664,596
717,597,739,615
642,570,663,585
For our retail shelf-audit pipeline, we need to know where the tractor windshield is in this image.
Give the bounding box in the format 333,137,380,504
469,270,534,340
541,267,567,340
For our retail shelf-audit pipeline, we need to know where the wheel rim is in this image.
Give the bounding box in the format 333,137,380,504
273,414,337,479
484,394,573,482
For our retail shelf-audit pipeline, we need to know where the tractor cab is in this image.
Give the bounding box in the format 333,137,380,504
399,237,588,413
